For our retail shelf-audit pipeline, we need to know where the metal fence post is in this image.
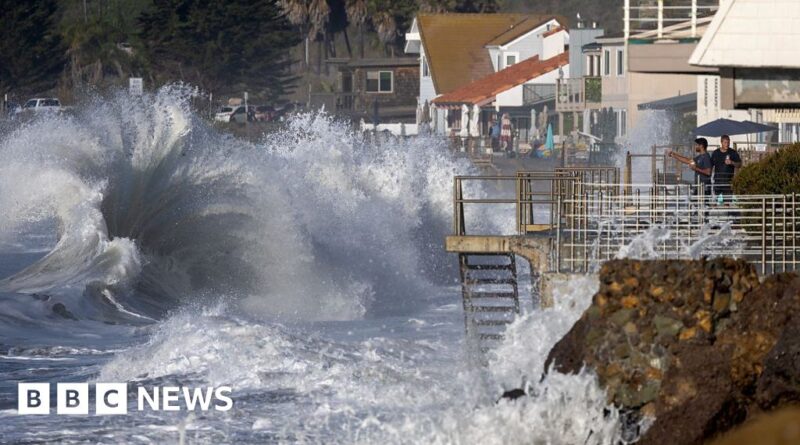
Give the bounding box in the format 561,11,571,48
762,197,767,275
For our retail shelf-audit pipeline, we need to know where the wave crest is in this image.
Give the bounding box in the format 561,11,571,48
0,87,489,321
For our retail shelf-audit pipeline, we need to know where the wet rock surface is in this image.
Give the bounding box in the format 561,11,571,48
545,258,800,445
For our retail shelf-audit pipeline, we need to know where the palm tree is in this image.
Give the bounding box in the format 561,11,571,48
279,0,310,69
371,11,397,57
346,0,368,58
308,0,330,38
418,0,452,13
308,0,330,73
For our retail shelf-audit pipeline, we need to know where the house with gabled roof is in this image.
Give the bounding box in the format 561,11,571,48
405,13,568,137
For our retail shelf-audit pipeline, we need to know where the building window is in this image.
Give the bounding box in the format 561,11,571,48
616,49,624,76
704,78,708,108
604,50,611,76
586,55,601,76
366,71,393,93
714,77,719,108
422,57,429,78
505,53,517,68
619,109,627,136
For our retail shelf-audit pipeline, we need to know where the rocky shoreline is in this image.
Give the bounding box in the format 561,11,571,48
543,258,800,444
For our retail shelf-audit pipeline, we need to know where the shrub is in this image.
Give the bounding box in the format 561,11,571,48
733,143,800,195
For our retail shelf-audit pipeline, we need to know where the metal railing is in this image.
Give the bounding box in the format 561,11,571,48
523,84,557,105
452,166,800,276
557,187,800,275
733,142,790,165
623,144,782,196
452,168,620,236
556,77,602,112
624,0,720,41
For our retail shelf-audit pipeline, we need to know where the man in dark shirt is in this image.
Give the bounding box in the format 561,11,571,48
711,134,742,199
668,138,712,196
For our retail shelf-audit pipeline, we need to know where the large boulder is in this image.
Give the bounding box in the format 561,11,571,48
545,258,800,445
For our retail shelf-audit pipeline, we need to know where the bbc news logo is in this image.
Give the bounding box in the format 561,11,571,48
18,383,233,415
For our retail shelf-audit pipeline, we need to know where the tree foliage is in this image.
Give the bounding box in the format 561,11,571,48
139,0,301,99
733,144,800,195
0,0,65,96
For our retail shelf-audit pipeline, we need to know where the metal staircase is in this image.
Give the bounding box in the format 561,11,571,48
458,253,520,351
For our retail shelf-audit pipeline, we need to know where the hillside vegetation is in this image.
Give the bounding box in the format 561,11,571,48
0,0,622,104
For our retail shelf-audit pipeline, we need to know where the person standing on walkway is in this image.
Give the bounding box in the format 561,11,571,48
710,134,742,200
489,117,500,151
500,113,512,155
667,138,712,197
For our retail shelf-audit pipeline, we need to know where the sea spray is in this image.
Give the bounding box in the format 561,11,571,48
0,87,513,321
0,89,624,444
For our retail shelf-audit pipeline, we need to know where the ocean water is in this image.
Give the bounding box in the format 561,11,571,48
0,89,626,444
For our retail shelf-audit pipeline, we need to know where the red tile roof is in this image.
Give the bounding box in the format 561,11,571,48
432,52,568,106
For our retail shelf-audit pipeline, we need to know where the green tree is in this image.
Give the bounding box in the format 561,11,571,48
58,0,150,90
0,0,65,96
139,0,301,100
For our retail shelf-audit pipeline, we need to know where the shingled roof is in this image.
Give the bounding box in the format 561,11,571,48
432,52,569,106
417,13,561,95
485,15,566,46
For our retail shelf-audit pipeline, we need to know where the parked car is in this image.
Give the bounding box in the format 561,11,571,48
271,103,297,121
214,105,247,123
23,98,61,113
253,105,274,122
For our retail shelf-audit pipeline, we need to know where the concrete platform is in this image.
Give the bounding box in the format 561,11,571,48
445,235,553,273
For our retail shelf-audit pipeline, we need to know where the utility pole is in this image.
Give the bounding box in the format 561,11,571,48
244,91,249,127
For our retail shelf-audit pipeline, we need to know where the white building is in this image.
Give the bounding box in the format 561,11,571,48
404,13,567,135
690,0,800,144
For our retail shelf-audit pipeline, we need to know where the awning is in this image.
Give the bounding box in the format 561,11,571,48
637,93,697,111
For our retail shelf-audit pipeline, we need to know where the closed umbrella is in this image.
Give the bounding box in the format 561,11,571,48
538,105,548,137
460,104,469,138
530,108,537,141
545,123,554,150
470,104,480,137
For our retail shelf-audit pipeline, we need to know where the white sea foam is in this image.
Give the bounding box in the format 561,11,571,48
0,87,514,321
1,89,624,444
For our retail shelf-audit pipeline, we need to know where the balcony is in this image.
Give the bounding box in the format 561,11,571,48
556,77,602,112
522,84,556,105
624,0,719,42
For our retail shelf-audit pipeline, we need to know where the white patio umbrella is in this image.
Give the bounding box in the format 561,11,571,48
470,104,481,137
459,104,469,138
